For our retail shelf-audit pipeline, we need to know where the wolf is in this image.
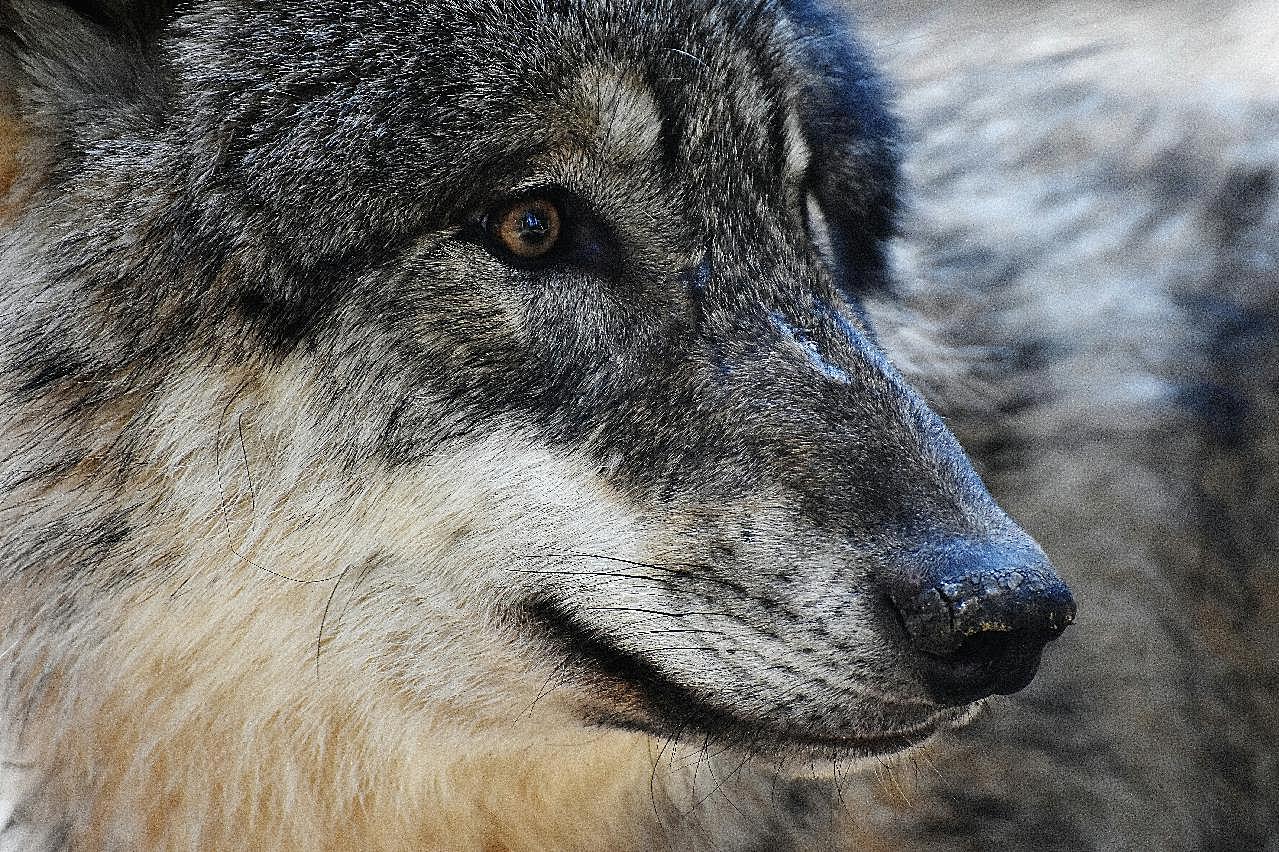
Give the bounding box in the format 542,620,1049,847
30,0,1274,849
0,0,1082,847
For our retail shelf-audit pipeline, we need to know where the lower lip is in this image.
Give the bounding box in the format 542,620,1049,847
761,705,980,759
784,725,939,756
587,697,961,759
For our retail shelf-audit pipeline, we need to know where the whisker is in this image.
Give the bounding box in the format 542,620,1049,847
510,551,745,592
580,606,733,619
233,550,347,585
672,732,713,773
625,627,734,638
236,414,256,517
212,406,344,586
334,556,380,628
513,661,567,723
831,758,848,811
503,567,682,585
316,566,352,678
649,724,682,824
693,749,753,815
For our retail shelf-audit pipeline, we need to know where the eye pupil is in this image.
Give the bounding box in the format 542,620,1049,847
520,211,549,239
494,197,562,260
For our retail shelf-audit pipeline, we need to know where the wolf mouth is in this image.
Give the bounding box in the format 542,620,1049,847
524,598,956,759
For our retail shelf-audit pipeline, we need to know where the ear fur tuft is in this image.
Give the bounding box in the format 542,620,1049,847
0,0,173,214
0,39,24,214
56,1,175,37
0,101,20,210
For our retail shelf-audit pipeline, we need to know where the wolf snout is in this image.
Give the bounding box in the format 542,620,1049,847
884,540,1076,706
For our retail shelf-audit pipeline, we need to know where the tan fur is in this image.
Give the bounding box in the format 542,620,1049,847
10,569,861,849
18,665,681,850
0,105,22,218
4,354,860,849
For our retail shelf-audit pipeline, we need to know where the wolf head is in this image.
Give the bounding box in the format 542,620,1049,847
1,0,1073,764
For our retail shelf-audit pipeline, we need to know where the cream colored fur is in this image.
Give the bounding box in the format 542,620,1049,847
0,352,891,849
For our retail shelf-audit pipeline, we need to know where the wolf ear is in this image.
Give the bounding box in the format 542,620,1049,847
77,0,177,37
1,0,176,94
41,1,175,37
1,0,175,55
1,0,174,212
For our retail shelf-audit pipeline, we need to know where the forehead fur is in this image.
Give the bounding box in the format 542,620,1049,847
156,0,895,212
0,0,902,344
571,65,663,163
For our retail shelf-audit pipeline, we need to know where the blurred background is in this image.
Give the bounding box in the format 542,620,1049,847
838,3,1279,849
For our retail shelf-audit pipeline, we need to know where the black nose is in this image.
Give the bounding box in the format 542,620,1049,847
885,540,1076,706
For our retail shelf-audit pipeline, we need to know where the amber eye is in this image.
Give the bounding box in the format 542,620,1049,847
491,197,562,260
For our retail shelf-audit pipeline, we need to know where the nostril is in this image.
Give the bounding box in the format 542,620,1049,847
919,630,1045,704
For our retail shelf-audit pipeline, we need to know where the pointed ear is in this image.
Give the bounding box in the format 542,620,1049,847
0,0,173,214
2,0,175,61
47,1,175,38
1,0,175,99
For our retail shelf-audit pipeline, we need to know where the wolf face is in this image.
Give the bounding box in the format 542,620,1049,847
0,0,1073,820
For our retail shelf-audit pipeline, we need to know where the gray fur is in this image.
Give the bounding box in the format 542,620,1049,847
1,0,1274,848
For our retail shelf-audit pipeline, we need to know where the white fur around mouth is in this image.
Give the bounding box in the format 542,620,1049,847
532,596,980,760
